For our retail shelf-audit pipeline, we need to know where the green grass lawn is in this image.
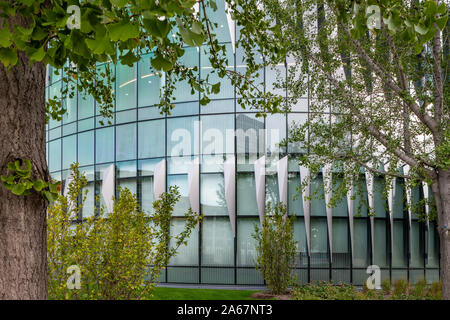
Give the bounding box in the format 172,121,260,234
151,287,261,300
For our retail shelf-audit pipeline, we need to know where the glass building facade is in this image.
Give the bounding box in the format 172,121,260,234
45,1,440,285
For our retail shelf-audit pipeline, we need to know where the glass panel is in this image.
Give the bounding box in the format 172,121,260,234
80,166,95,218
169,218,199,266
237,218,258,266
266,114,286,156
237,172,258,216
310,217,328,267
48,139,61,172
392,220,407,267
332,218,350,267
427,223,439,267
266,64,286,96
77,131,94,166
62,82,77,124
310,175,326,216
96,127,114,163
374,220,389,268
411,221,424,268
201,99,234,114
169,101,198,117
201,217,234,266
138,119,165,159
265,174,279,205
236,113,264,166
116,62,136,111
201,114,234,156
201,44,234,100
138,158,163,214
288,113,307,153
353,218,370,267
167,116,199,157
172,47,198,103
117,161,137,196
167,174,190,216
116,123,136,161
62,135,76,170
288,172,304,216
78,90,94,119
138,54,163,107
201,173,227,215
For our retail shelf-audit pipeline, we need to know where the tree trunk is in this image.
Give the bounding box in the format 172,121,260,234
435,170,450,300
0,47,48,299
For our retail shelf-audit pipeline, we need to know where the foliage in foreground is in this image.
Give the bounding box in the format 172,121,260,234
47,164,202,300
253,203,298,295
293,280,442,300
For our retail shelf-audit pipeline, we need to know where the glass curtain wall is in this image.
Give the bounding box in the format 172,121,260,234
45,0,438,285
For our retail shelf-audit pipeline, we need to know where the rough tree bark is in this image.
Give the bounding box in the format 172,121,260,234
0,42,48,298
434,170,450,300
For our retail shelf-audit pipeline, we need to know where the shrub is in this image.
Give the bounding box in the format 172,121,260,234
293,281,358,300
252,202,297,295
427,281,442,300
381,279,391,295
47,164,202,300
411,279,427,298
392,279,409,299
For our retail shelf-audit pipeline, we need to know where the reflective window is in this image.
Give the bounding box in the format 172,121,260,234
138,54,163,107
202,217,234,266
201,173,227,215
96,127,114,163
310,218,328,267
374,220,389,268
237,172,258,216
62,135,76,170
117,161,137,195
201,114,234,156
169,218,199,266
392,220,407,267
62,82,77,124
80,166,95,218
167,174,190,216
138,119,165,159
116,62,136,111
410,221,424,268
167,116,199,157
116,123,136,161
332,218,350,268
236,113,264,165
237,218,259,266
78,90,94,120
353,219,370,267
48,140,61,172
78,131,94,166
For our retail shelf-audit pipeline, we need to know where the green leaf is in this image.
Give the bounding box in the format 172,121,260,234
0,48,18,67
108,20,139,42
111,0,128,7
49,182,59,194
0,28,11,47
211,82,221,94
192,21,203,34
43,190,56,202
436,16,448,31
437,2,447,15
29,46,45,63
33,179,46,192
11,183,26,196
151,53,173,72
414,24,429,35
199,95,210,106
7,162,15,172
